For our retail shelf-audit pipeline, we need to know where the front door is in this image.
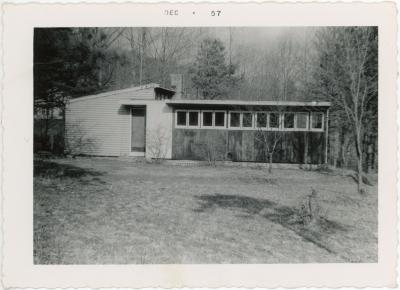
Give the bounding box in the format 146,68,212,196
131,107,146,153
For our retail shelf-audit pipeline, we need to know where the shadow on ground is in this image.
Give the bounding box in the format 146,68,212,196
194,193,349,257
34,159,104,179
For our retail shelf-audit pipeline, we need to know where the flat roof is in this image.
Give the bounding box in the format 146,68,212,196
165,99,331,107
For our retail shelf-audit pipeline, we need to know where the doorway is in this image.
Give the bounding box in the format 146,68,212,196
131,106,146,155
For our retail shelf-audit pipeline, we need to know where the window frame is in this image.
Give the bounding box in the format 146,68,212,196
294,112,310,131
310,112,324,131
282,112,296,130
175,110,188,128
175,109,323,132
201,110,214,128
213,110,227,128
255,111,268,130
241,111,255,130
187,110,201,128
228,111,242,129
176,110,227,129
268,111,281,130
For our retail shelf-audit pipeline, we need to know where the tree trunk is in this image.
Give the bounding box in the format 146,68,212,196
355,130,363,193
366,135,373,173
357,154,363,193
61,106,66,154
373,137,378,172
341,134,349,168
268,152,273,173
44,107,50,150
303,131,308,167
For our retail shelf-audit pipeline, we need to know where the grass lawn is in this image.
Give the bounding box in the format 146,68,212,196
34,157,377,264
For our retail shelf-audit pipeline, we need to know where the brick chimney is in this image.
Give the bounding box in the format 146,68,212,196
170,74,183,99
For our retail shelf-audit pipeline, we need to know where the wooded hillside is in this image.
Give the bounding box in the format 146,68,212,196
34,27,378,182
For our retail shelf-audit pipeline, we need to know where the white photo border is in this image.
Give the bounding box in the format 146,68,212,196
1,2,397,288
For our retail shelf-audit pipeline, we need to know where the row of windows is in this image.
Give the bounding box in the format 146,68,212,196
176,110,325,131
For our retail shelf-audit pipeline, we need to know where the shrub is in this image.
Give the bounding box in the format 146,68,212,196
315,163,333,173
147,126,170,163
64,122,97,156
194,133,226,166
298,188,321,226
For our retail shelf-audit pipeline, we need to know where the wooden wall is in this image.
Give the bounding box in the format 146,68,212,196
172,129,325,164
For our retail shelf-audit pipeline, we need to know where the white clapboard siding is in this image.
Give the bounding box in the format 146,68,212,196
65,86,155,156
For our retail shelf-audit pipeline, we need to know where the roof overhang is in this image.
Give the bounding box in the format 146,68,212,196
155,86,175,95
165,99,331,109
119,100,157,105
69,83,171,104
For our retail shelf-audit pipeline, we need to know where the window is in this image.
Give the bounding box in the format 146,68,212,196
214,111,226,127
242,112,253,128
283,113,295,129
188,111,199,127
311,112,324,130
202,111,213,127
256,112,267,128
176,111,187,126
269,112,280,129
296,113,309,129
176,110,226,129
229,112,241,128
175,109,321,131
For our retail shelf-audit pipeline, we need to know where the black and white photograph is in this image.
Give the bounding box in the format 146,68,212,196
2,1,398,287
33,26,379,264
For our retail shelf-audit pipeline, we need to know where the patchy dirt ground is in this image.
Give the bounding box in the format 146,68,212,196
34,157,377,264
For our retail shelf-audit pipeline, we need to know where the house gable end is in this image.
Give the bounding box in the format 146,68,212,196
68,83,159,105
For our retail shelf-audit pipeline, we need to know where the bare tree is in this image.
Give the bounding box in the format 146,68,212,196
124,28,147,85
146,125,171,162
194,132,227,166
314,27,378,193
254,111,284,173
272,34,301,101
147,28,197,86
235,31,303,102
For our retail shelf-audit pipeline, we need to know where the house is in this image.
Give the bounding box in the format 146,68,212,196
66,79,331,164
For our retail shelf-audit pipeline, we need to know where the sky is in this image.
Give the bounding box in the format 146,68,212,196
115,26,317,51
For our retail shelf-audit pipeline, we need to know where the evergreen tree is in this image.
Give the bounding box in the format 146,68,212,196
190,38,238,99
34,28,122,103
34,28,124,151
